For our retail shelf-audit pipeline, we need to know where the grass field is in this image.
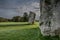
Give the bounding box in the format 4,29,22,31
0,22,60,40
0,22,41,40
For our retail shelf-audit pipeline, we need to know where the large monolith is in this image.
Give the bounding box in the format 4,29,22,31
40,0,60,36
28,11,36,24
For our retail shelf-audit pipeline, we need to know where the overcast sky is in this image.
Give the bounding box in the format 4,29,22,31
0,0,40,20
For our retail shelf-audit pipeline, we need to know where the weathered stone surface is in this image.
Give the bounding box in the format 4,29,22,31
40,0,60,36
28,11,36,24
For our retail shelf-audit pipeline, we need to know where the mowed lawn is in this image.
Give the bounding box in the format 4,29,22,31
0,22,41,40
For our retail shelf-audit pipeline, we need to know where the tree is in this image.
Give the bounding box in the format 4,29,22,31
0,17,8,22
23,12,28,22
12,16,21,22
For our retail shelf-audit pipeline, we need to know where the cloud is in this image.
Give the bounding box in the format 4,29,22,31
0,0,40,20
18,2,40,19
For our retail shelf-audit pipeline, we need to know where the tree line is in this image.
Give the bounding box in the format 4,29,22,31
0,11,37,22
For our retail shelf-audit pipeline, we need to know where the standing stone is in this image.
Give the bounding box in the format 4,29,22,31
40,0,60,36
28,11,36,24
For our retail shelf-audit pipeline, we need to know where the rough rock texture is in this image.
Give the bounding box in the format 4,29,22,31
40,0,60,36
28,11,36,24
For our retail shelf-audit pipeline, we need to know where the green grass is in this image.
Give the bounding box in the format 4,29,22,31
0,22,39,31
0,22,41,40
0,22,60,40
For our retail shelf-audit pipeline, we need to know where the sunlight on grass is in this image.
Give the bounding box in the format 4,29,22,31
0,22,40,40
0,22,59,40
0,22,39,31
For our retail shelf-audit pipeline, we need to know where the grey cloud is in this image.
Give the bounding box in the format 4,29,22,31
0,0,40,20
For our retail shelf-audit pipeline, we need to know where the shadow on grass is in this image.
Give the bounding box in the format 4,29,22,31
0,23,31,27
38,30,60,40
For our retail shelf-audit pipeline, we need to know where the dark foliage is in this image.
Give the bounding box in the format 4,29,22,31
23,12,28,22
